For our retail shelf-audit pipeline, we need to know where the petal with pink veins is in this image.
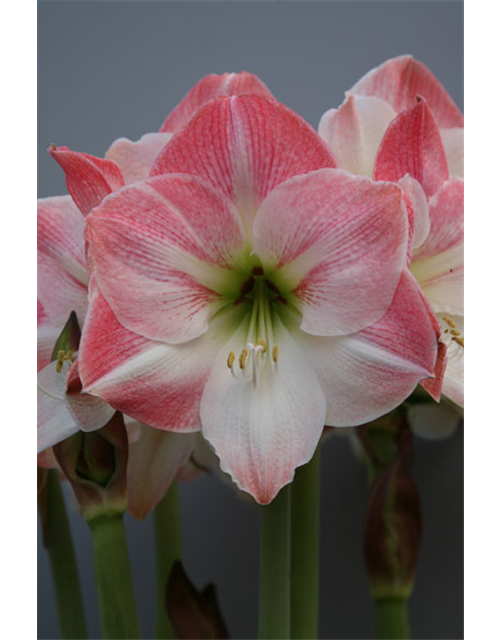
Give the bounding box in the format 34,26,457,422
297,270,440,427
37,196,88,329
127,426,196,520
105,132,173,184
350,55,464,128
253,169,408,336
78,285,245,431
151,95,337,234
49,145,125,216
159,71,274,133
374,98,449,198
318,94,396,176
398,175,430,253
200,317,326,504
440,128,464,177
86,174,247,344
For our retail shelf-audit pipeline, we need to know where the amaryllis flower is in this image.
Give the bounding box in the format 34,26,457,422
79,94,442,504
319,57,464,413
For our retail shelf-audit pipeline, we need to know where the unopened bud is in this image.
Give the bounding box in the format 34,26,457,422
53,413,128,523
363,421,422,600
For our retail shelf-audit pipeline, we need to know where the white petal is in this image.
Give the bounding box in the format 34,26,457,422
200,318,326,504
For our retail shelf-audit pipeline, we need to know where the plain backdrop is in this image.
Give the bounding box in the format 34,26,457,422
38,2,464,639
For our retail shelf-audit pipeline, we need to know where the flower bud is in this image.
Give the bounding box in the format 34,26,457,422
362,419,422,600
50,310,81,360
53,413,128,523
166,561,229,639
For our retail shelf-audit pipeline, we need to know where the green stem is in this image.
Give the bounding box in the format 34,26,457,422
291,450,320,639
154,481,182,639
375,598,410,639
44,469,88,639
89,514,141,639
258,484,291,640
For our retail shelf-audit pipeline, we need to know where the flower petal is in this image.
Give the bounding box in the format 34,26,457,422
105,132,172,184
86,174,246,343
253,169,408,336
318,94,396,176
374,98,449,198
37,300,59,372
297,270,440,426
350,55,464,128
398,176,430,253
64,359,116,433
37,361,79,452
439,313,464,406
159,71,274,133
48,145,125,216
200,317,326,504
151,94,337,233
78,285,243,431
440,128,464,177
127,426,195,520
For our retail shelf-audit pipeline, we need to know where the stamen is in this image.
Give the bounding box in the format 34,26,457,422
239,348,248,370
272,345,279,363
258,338,267,353
450,329,460,336
452,336,464,347
55,349,76,373
443,316,456,328
227,351,235,369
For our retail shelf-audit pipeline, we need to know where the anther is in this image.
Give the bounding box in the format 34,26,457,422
227,351,235,369
450,329,460,336
452,336,464,347
258,338,267,353
272,345,279,363
443,316,456,328
239,349,248,370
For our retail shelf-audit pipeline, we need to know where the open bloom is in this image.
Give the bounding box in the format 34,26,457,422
79,94,441,503
38,72,272,514
319,56,463,412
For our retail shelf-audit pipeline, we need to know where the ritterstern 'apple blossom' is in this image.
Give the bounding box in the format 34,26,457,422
319,55,463,417
77,93,442,504
38,71,274,516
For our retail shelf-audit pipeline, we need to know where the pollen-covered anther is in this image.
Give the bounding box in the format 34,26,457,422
239,348,248,370
227,351,235,369
258,338,267,354
452,336,464,347
443,316,456,329
272,345,279,363
55,349,76,373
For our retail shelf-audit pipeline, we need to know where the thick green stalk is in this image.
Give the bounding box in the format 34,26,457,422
89,515,141,639
258,484,291,640
44,469,88,639
154,481,182,639
375,598,410,639
291,450,320,639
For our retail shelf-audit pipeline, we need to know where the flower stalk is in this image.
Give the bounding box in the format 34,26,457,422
258,484,292,639
154,481,182,639
291,448,321,639
375,598,410,640
39,468,88,639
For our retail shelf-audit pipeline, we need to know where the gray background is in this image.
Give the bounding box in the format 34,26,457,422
38,2,464,639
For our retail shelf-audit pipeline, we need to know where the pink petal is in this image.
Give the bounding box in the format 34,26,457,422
151,95,337,232
127,427,195,519
398,176,430,254
351,55,464,128
318,94,396,176
159,71,274,133
37,196,88,328
105,132,172,184
298,270,440,426
440,128,464,177
37,448,59,469
48,145,125,216
86,174,246,344
413,177,464,261
200,317,326,504
78,285,234,431
253,169,408,336
374,98,449,198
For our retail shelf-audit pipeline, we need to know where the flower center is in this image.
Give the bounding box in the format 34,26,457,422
226,275,286,388
441,316,464,349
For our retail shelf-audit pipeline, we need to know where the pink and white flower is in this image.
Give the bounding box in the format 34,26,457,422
319,56,464,415
79,94,442,504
